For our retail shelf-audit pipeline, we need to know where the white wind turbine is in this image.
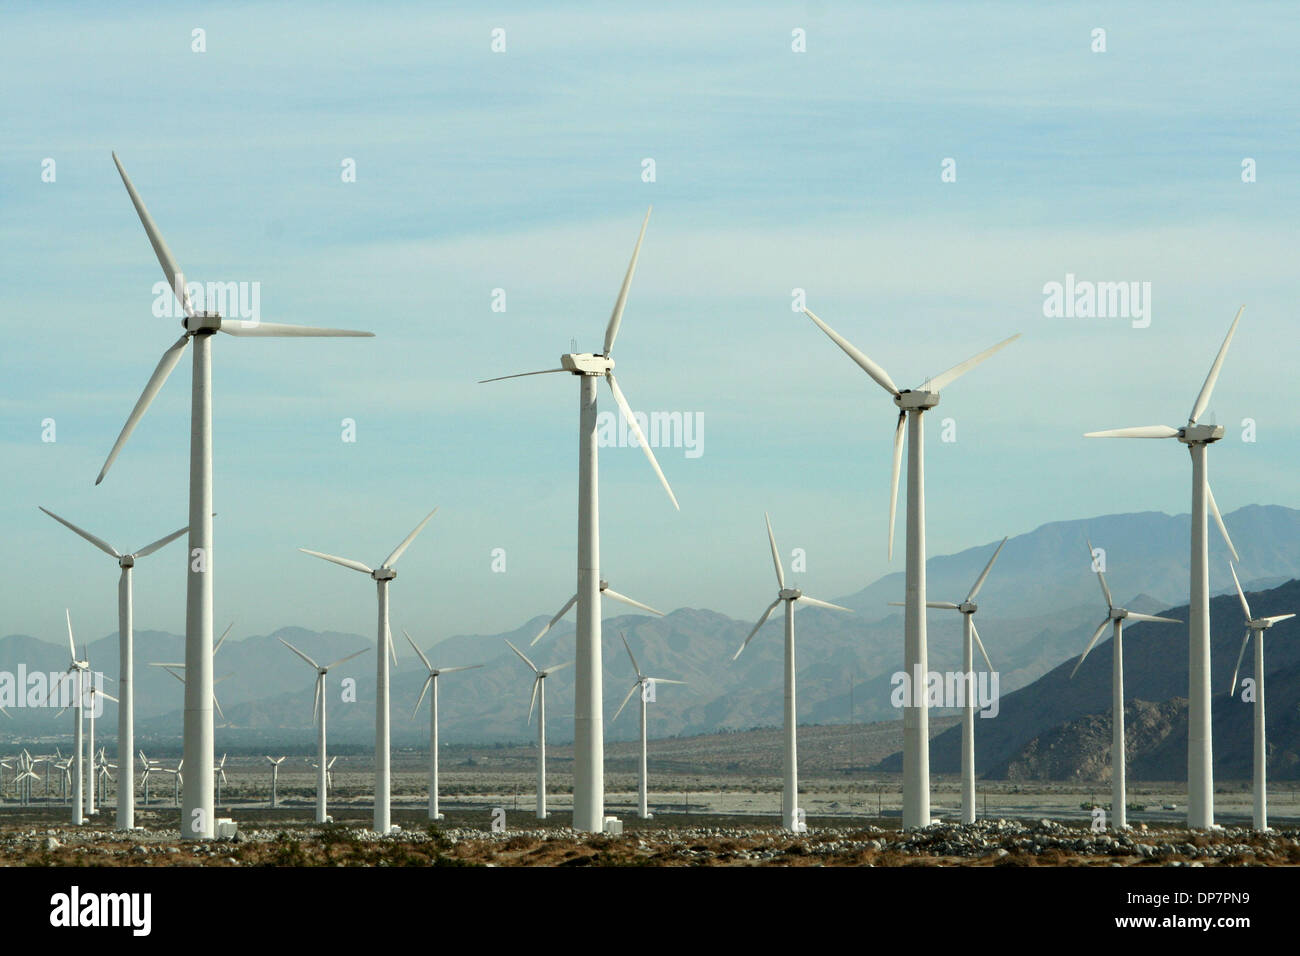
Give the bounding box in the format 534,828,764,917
530,580,664,646
1069,538,1180,830
405,630,484,821
97,153,373,839
611,633,685,819
1085,306,1243,828
266,756,286,808
280,639,367,823
299,508,437,834
49,610,89,825
152,620,236,726
732,513,852,832
891,536,1008,824
804,308,1018,828
482,208,678,832
139,751,158,806
1226,564,1295,831
216,753,229,806
505,640,572,820
38,506,186,829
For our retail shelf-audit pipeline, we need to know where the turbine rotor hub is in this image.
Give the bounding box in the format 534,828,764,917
119,554,135,569
779,587,802,601
1111,608,1127,620
183,312,222,334
959,602,977,614
894,390,941,410
372,567,396,581
1179,423,1224,444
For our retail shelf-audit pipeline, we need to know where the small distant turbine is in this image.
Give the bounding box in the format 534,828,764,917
266,756,286,808
300,508,438,834
506,640,571,820
280,638,367,823
733,514,852,832
1070,538,1179,830
1226,564,1295,831
612,633,684,820
405,630,483,821
530,581,664,646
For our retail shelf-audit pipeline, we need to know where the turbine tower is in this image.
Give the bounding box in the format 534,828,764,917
405,630,483,821
299,508,437,834
732,513,851,832
1226,564,1295,830
1070,538,1179,830
893,536,1007,824
483,208,678,832
97,153,373,839
280,639,367,824
506,640,571,820
38,507,186,829
612,632,684,819
803,308,1018,828
1085,306,1243,828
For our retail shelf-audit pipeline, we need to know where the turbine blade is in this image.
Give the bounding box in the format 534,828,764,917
384,508,437,568
924,333,1021,393
966,536,1008,602
506,640,540,674
412,675,433,717
888,410,905,561
478,368,567,384
612,681,640,722
795,595,853,613
605,372,679,510
96,335,190,485
1085,537,1113,609
621,632,641,678
38,507,120,559
1206,483,1239,563
764,512,785,590
531,593,578,645
1229,563,1252,621
1070,618,1112,679
278,638,319,671
970,619,994,673
601,587,663,617
313,678,321,723
542,660,573,675
132,524,189,558
298,548,374,576
218,321,373,337
1262,614,1296,624
647,678,686,686
213,620,235,655
65,609,76,662
527,677,540,725
603,206,651,356
112,152,191,316
734,599,781,661
403,629,434,673
802,308,899,396
323,647,369,671
1228,630,1250,697
1189,306,1244,425
434,664,484,674
1084,425,1179,439
1125,612,1180,624
212,693,225,721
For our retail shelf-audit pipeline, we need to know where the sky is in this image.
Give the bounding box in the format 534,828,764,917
2,2,1298,649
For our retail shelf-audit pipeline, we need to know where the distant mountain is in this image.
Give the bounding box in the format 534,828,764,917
2,505,1298,752
880,577,1300,780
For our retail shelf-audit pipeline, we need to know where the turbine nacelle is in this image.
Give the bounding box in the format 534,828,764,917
561,352,614,376
894,390,941,410
778,587,802,601
182,312,223,334
958,601,978,614
1179,423,1225,444
372,567,396,581
118,554,136,569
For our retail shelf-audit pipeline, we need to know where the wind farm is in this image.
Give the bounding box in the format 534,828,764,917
3,4,1300,894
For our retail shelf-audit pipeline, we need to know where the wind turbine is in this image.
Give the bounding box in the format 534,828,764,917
38,506,186,829
505,640,571,820
530,580,664,646
1070,538,1180,830
139,751,157,806
892,536,1008,824
216,753,229,806
732,513,852,832
82,662,120,815
482,208,678,832
97,153,373,839
405,630,483,821
611,633,684,819
280,638,367,823
1085,306,1243,828
803,308,1018,829
50,610,89,825
1226,564,1295,830
299,508,437,834
266,756,286,809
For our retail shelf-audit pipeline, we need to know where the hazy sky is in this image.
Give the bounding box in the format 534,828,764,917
2,2,1297,648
